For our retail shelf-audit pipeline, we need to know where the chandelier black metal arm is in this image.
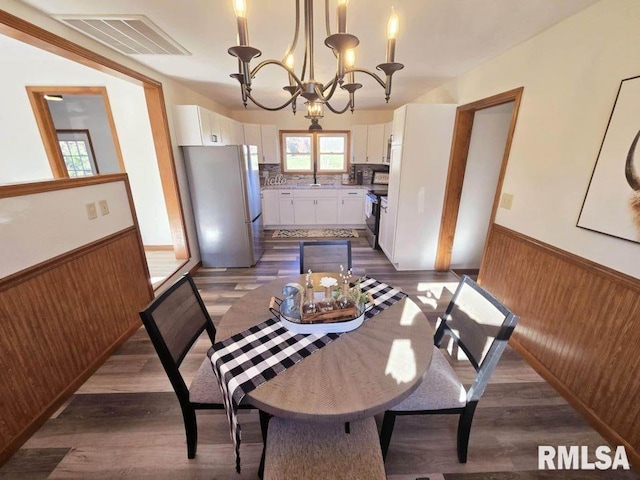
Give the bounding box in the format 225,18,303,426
325,97,352,114
245,88,300,112
227,0,403,118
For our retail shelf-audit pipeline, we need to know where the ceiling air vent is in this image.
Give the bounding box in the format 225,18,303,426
53,14,190,55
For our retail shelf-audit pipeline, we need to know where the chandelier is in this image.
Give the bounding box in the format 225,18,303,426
228,0,404,121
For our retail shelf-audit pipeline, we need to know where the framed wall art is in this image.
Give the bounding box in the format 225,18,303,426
577,75,640,244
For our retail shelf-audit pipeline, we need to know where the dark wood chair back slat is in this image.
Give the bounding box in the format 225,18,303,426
140,275,215,369
435,275,519,400
299,240,352,274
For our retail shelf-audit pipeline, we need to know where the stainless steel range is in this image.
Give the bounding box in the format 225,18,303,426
365,174,389,249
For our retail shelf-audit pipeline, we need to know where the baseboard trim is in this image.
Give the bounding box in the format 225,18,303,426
510,337,640,469
143,245,174,251
189,261,202,276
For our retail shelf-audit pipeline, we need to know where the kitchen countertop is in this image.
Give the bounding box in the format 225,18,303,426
261,184,370,190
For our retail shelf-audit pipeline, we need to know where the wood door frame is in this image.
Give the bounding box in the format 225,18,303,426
0,10,189,260
26,86,126,177
434,87,524,271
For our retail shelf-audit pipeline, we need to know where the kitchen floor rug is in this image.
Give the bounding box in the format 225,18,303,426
272,228,359,239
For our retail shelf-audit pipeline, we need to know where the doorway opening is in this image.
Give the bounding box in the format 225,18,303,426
26,86,126,178
26,85,185,289
0,10,191,290
435,87,524,274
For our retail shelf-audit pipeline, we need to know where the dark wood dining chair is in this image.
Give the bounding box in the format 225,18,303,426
379,275,519,463
139,273,253,459
299,239,352,274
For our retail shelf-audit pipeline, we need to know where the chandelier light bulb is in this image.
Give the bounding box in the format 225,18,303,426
306,102,323,116
387,8,399,40
233,0,247,18
345,49,356,68
285,53,295,70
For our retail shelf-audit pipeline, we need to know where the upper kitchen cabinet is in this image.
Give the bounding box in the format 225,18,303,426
380,104,456,270
351,125,368,164
391,106,406,146
352,123,391,164
221,117,246,145
231,120,245,145
244,123,280,164
383,122,393,163
260,125,280,164
174,105,224,146
243,123,262,159
219,115,231,145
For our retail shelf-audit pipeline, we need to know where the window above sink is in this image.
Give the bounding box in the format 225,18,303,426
281,131,350,174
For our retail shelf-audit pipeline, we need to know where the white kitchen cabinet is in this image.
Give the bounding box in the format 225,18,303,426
243,123,262,157
352,124,391,164
262,189,280,227
392,106,406,146
315,198,339,224
263,187,365,226
378,197,392,257
293,199,316,225
278,190,295,224
366,123,385,164
351,125,368,164
231,120,245,145
260,125,280,164
379,104,457,270
219,115,231,145
338,189,364,224
293,189,338,225
244,124,280,164
173,105,223,146
383,122,393,164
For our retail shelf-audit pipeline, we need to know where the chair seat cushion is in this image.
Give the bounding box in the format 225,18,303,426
391,348,466,411
189,357,224,404
264,417,386,480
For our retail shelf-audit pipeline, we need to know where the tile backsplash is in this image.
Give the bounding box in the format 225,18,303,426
259,164,389,186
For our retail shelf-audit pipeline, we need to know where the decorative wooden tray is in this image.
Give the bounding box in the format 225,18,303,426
269,296,366,334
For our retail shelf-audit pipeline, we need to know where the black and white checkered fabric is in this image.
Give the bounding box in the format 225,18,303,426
209,277,406,473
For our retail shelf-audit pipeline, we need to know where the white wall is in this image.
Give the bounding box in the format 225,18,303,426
0,0,238,279
0,34,172,246
48,95,121,174
413,0,640,279
451,102,514,269
0,180,133,278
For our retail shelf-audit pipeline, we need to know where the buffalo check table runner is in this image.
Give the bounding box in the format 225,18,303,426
208,277,407,472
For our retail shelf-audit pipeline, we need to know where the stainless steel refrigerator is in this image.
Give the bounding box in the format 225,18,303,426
183,145,264,267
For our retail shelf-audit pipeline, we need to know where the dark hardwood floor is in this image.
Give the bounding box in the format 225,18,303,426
1,234,637,479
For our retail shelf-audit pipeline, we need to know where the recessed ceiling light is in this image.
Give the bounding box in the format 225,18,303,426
44,94,64,101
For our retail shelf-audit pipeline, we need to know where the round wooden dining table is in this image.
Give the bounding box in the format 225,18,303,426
216,274,434,422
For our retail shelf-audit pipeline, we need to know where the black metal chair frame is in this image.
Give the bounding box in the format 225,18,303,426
299,239,353,274
139,273,254,459
379,275,519,463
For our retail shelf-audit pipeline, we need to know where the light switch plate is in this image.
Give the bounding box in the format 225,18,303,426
98,199,109,216
500,193,514,210
85,202,98,220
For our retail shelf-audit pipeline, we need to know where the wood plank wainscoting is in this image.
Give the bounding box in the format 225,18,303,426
0,178,153,464
479,224,640,467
